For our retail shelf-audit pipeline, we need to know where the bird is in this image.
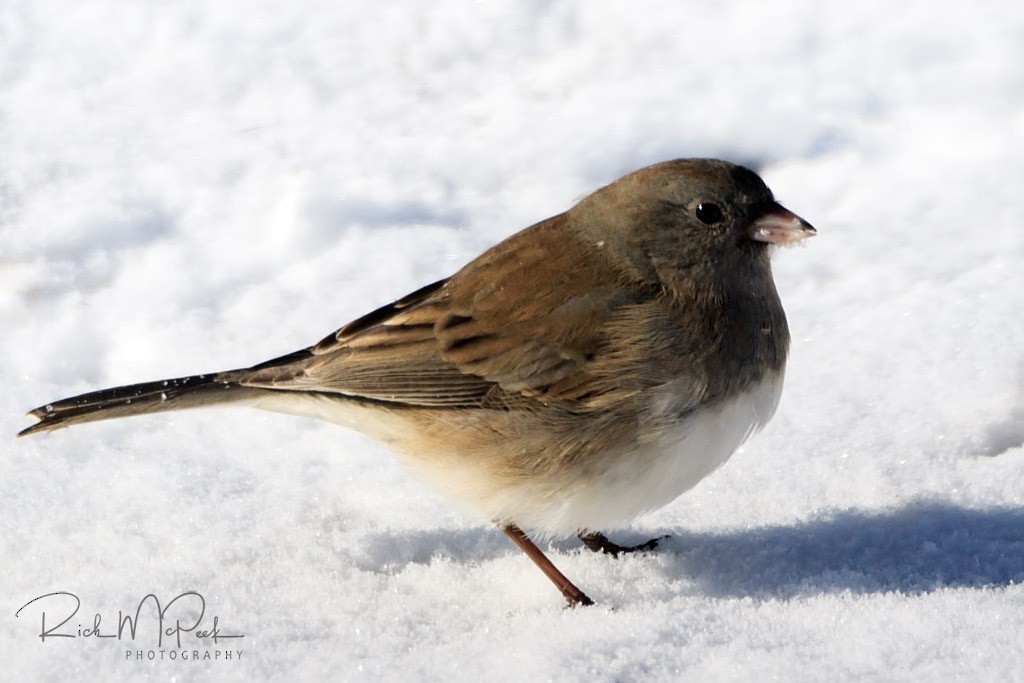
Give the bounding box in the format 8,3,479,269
19,158,815,607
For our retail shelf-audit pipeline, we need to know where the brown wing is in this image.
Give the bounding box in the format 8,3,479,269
240,213,691,410
238,277,495,407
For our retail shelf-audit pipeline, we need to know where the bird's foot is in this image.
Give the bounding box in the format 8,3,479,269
578,531,668,558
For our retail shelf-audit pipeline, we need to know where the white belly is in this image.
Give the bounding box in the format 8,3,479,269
506,371,785,536
251,371,785,538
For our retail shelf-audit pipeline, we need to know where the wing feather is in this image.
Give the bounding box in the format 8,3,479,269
239,214,699,411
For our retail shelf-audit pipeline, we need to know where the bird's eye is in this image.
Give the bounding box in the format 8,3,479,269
695,202,723,225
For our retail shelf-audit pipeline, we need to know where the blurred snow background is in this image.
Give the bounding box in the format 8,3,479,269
2,0,1023,680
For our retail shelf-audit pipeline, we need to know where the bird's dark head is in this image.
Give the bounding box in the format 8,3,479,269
573,158,815,289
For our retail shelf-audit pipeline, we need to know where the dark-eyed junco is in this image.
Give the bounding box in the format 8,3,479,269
20,159,814,606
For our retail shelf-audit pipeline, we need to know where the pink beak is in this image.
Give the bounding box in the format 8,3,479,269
751,204,816,245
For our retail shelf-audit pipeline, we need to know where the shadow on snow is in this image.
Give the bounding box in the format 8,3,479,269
661,500,1024,598
356,501,1024,598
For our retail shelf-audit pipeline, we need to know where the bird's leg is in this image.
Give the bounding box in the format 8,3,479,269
578,531,665,558
501,524,594,607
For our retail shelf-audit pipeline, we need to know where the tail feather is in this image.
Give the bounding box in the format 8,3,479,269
18,371,263,437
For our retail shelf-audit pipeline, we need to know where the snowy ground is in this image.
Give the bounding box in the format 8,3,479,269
3,1,1024,680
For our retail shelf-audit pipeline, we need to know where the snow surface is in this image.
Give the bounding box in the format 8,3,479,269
3,0,1024,680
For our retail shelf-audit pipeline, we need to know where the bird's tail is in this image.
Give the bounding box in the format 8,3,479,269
18,371,263,437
